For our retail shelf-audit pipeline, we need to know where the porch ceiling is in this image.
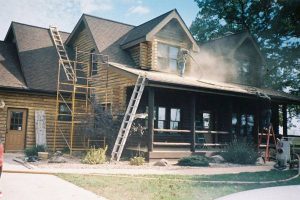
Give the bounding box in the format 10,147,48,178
108,62,300,104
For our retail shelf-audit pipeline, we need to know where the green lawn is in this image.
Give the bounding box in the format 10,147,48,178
57,170,300,200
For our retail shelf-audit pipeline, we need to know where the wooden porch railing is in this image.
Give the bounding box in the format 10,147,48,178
153,129,229,148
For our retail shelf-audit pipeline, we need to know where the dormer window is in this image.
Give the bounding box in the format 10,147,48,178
157,42,179,71
238,58,251,84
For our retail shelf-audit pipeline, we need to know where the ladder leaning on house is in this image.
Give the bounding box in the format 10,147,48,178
111,75,146,162
258,123,277,162
49,26,76,81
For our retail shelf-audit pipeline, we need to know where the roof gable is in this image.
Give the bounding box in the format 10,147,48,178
84,15,134,65
66,14,135,65
121,9,199,51
200,31,264,63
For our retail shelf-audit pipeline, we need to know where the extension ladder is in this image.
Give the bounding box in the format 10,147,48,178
258,124,277,162
111,75,146,161
49,26,76,81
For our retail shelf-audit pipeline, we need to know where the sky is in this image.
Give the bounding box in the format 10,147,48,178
0,0,199,40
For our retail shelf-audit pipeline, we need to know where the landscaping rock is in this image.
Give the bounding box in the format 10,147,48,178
53,151,63,157
205,151,217,157
154,159,169,166
210,155,225,163
48,156,66,163
256,157,265,165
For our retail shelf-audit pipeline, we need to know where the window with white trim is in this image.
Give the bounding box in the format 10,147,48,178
157,43,179,71
170,108,180,130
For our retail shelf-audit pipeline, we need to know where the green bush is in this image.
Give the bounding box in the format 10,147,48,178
82,146,107,164
221,140,259,165
130,156,145,166
24,145,46,157
177,155,210,167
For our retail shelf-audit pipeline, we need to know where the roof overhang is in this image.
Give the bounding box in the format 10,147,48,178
108,62,300,105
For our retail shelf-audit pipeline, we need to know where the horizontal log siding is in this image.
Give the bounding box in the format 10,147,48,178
0,92,87,149
91,67,136,114
128,45,140,66
71,26,95,64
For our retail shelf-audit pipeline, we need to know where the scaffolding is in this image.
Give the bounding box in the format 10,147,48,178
53,48,111,154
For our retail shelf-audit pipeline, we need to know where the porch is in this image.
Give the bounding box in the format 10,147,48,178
126,86,291,160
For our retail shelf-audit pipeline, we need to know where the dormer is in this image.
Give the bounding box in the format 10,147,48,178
200,31,265,87
120,9,199,75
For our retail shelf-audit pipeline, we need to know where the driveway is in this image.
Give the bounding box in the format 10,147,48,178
0,173,107,200
216,185,300,200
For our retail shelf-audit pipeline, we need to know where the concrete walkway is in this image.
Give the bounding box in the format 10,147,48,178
0,173,107,200
216,185,300,200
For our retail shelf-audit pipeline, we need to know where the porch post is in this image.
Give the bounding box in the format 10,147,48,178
282,104,288,137
272,104,279,135
253,103,260,144
190,94,196,152
148,87,154,152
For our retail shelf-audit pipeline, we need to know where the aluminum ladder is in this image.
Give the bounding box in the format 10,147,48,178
111,75,146,161
49,26,76,81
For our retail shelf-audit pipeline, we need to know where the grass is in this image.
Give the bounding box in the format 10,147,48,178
57,170,300,200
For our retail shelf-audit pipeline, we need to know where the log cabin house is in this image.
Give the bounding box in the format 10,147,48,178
0,9,299,160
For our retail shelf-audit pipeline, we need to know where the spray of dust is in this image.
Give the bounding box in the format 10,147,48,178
186,49,238,83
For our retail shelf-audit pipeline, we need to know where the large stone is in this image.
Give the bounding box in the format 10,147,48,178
210,155,225,163
256,157,265,165
48,156,66,163
153,159,169,166
53,151,63,157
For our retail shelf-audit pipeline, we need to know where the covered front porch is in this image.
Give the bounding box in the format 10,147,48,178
127,85,294,160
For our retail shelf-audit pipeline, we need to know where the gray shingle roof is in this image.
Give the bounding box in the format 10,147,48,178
10,22,70,92
120,9,174,46
0,41,26,89
83,15,135,65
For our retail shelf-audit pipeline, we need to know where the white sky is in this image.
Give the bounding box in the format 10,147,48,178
0,0,199,40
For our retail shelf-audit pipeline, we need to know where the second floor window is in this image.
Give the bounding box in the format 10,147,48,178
238,59,251,84
90,49,98,76
157,43,179,71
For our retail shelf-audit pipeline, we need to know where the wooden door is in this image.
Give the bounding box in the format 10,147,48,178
6,108,27,151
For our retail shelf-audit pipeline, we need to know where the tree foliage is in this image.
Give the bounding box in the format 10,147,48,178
190,0,300,94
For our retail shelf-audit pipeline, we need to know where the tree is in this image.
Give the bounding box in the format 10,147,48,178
190,0,300,94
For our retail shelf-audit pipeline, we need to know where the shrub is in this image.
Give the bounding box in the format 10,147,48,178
82,146,107,164
221,140,259,165
130,156,145,166
177,155,210,167
24,145,46,157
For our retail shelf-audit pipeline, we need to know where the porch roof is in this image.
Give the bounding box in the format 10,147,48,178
109,62,300,104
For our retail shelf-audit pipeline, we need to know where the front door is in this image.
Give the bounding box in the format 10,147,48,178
6,108,27,151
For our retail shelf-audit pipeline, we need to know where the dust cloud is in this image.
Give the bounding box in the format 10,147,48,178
186,50,238,83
